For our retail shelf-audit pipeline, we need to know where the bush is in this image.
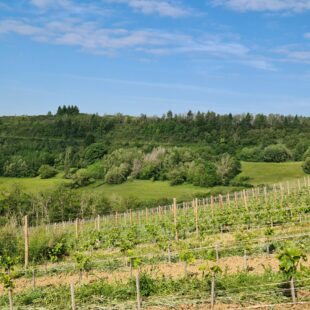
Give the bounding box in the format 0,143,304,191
105,164,130,184
3,156,31,177
187,161,219,187
263,144,292,163
84,143,108,165
0,225,19,258
167,166,187,185
138,162,162,180
70,169,94,188
239,147,263,162
86,162,106,179
216,154,241,185
39,165,58,179
29,228,69,263
302,157,310,174
303,147,310,160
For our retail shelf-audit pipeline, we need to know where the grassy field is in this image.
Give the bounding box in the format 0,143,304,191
238,161,305,185
83,180,238,200
0,161,306,201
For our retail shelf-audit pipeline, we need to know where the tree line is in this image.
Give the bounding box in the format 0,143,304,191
0,107,309,179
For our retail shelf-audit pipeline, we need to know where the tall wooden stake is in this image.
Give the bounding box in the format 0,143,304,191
24,215,29,269
290,277,296,304
32,269,36,288
75,218,79,240
70,282,76,310
195,198,199,237
8,288,13,310
173,198,178,241
136,272,141,310
211,271,215,308
96,215,100,231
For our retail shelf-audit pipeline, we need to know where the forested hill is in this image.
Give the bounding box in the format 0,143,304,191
0,109,309,177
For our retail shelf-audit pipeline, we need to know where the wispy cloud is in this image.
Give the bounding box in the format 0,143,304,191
106,0,190,17
305,33,310,39
274,44,310,63
0,19,174,52
140,40,249,57
0,17,274,70
0,20,40,35
29,0,108,16
30,0,70,9
213,0,310,12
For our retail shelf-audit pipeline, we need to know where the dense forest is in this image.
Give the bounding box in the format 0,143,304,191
0,106,309,181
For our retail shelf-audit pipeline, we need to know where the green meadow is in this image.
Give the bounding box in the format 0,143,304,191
238,161,305,185
0,162,306,202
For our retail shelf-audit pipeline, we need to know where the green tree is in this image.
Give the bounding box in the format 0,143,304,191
39,165,58,179
302,158,310,174
263,144,292,163
83,143,107,165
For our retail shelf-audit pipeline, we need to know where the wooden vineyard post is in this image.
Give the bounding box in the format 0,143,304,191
211,271,215,308
264,187,267,203
290,277,296,304
243,250,248,271
145,208,148,222
211,195,214,219
226,193,230,206
243,190,248,210
70,282,76,310
173,198,178,241
32,269,36,288
8,287,13,310
167,244,171,264
75,218,79,240
115,212,118,226
130,209,132,225
195,198,199,237
280,183,284,206
215,244,219,262
24,215,29,269
136,272,141,310
96,215,100,231
219,194,223,208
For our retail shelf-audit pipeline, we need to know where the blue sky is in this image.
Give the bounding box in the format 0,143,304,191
0,0,310,116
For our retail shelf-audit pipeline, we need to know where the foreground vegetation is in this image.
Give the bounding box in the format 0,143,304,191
0,179,309,309
0,161,306,226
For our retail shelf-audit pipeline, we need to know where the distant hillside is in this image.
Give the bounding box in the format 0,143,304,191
0,109,309,177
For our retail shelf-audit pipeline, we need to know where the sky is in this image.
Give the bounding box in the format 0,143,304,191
0,0,310,116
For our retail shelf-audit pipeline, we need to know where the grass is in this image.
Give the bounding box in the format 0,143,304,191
82,180,238,200
0,174,67,192
0,161,306,201
239,161,306,185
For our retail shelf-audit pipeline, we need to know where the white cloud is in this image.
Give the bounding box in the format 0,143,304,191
274,45,310,63
140,40,249,57
213,0,310,12
0,20,40,35
30,0,69,9
241,59,275,70
29,0,108,16
107,0,189,17
0,19,183,52
0,18,274,70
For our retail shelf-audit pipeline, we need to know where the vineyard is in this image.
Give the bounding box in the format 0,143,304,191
1,178,310,309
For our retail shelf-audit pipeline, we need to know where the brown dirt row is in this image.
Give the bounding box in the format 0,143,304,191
1,254,310,296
